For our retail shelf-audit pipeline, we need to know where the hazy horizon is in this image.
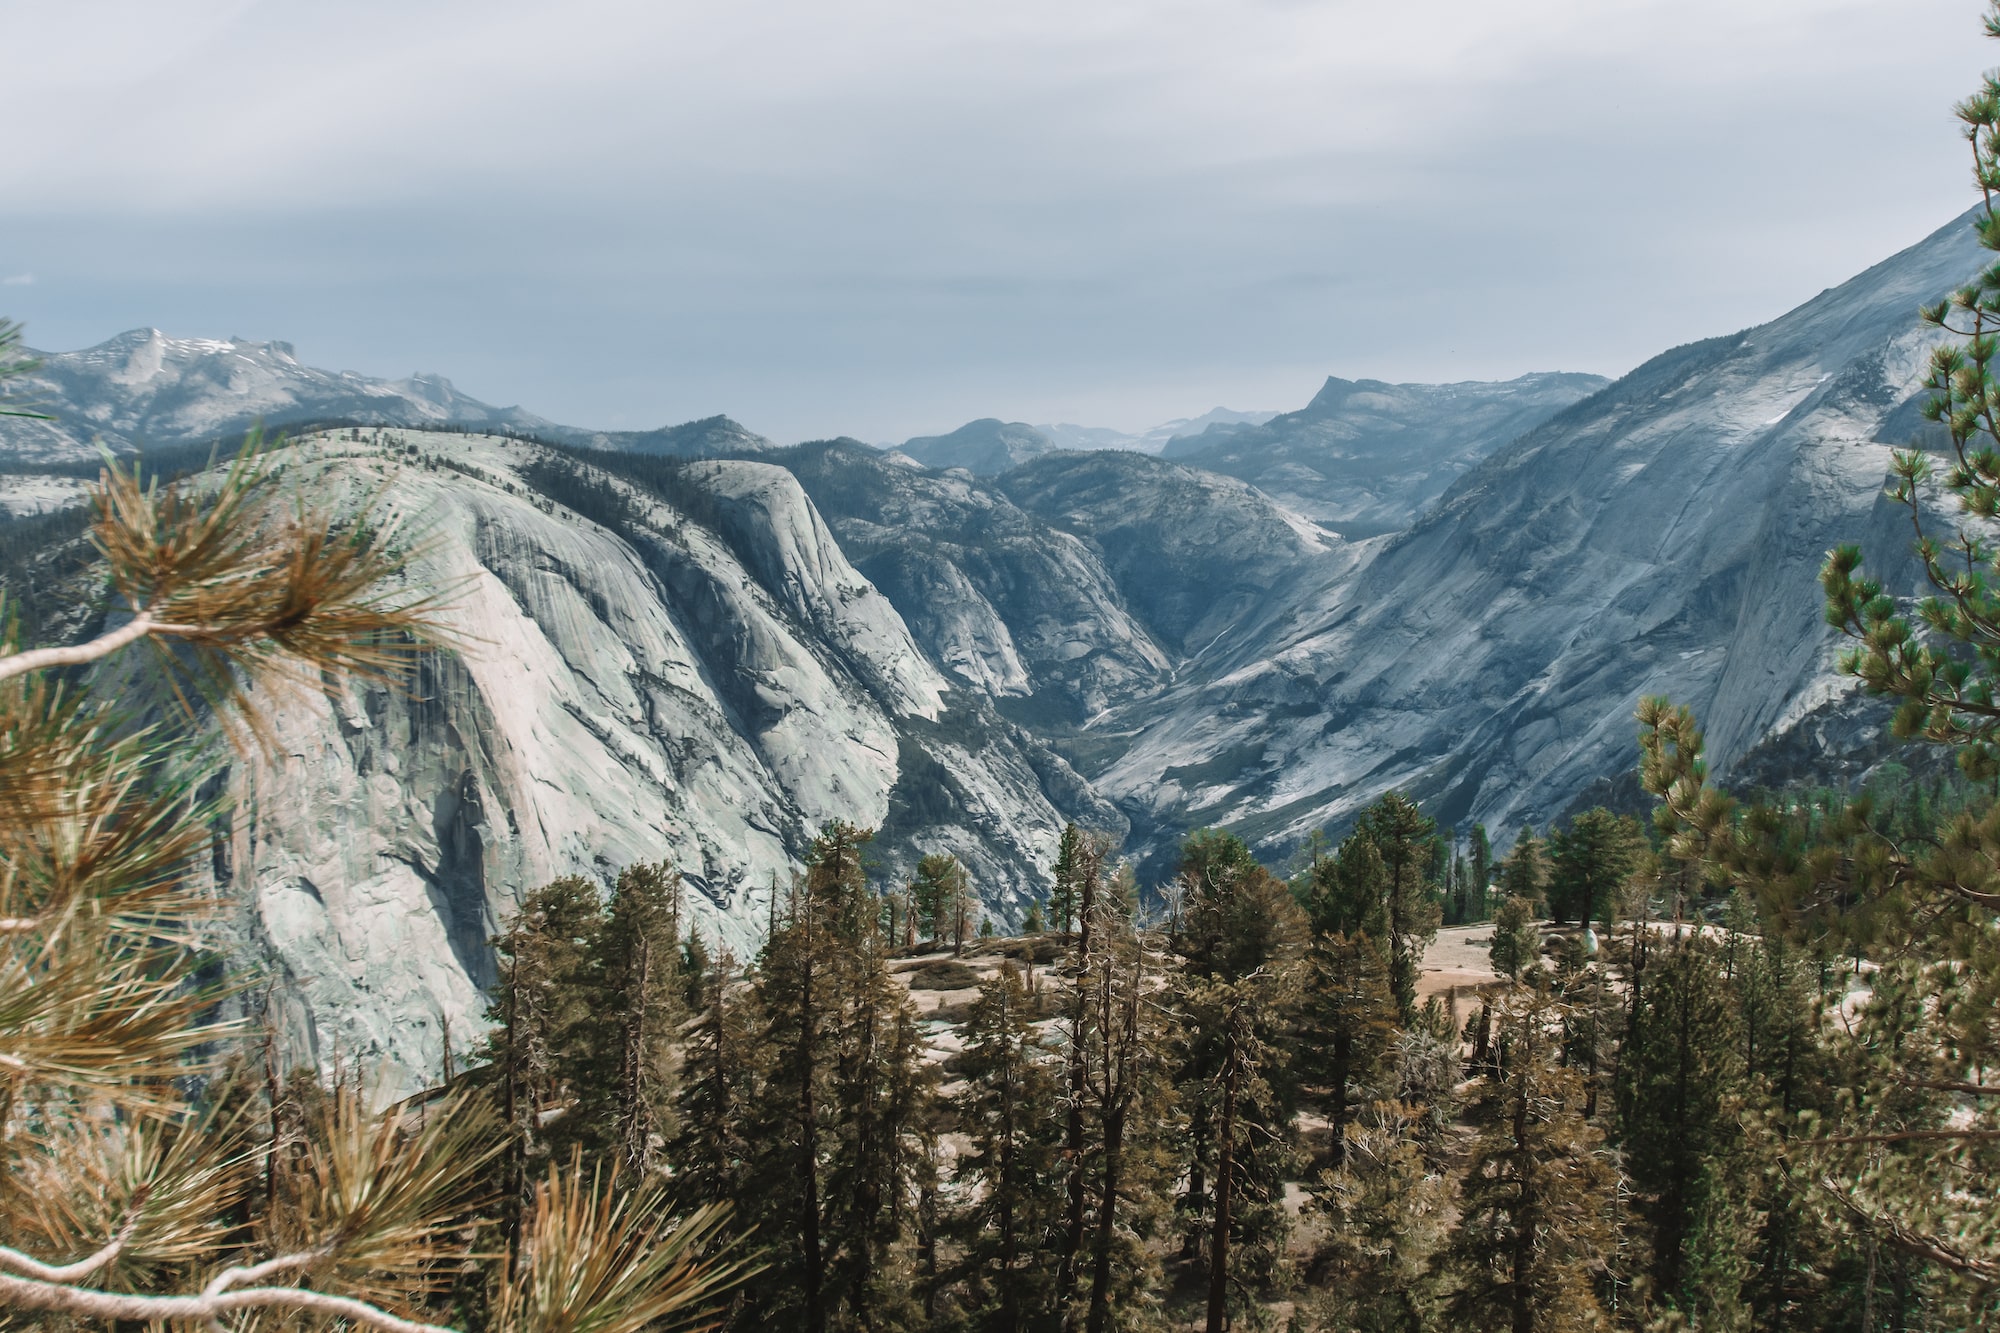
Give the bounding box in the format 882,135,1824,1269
2,0,1988,442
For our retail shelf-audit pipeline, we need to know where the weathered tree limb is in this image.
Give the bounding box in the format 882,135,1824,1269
0,1271,456,1333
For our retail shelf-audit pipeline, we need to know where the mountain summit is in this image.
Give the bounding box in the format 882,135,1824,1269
0,329,561,462
1161,370,1610,533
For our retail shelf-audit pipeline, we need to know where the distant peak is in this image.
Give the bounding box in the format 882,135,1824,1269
1303,376,1364,413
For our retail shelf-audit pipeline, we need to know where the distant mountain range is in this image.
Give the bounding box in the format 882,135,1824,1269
0,329,778,465
0,210,1978,1090
890,408,1285,474
1161,371,1611,534
1035,407,1278,456
0,329,561,462
0,331,1592,546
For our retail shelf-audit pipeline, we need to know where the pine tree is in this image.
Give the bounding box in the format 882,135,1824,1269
672,945,751,1210
482,875,603,1227
914,851,972,953
738,861,838,1329
1303,825,1387,940
1297,930,1398,1167
1076,871,1174,1333
824,941,933,1329
1613,930,1750,1324
1305,1099,1448,1333
1488,895,1540,982
913,854,948,947
1471,823,1494,923
951,961,1065,1331
1499,827,1548,911
585,860,685,1175
1179,970,1299,1332
1054,831,1106,1309
1546,809,1643,929
736,821,936,1332
1721,901,1836,1332
1447,842,1471,926
1439,988,1620,1333
1162,831,1308,1329
1052,822,1087,939
1339,794,1445,1020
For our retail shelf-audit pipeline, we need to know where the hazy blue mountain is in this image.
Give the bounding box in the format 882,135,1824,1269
1035,407,1278,455
0,329,778,467
1095,210,1980,861
561,414,776,457
996,450,1346,657
897,418,1058,473
0,329,564,463
1162,371,1609,533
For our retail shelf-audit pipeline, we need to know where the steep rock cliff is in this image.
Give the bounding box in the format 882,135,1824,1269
147,431,1114,1096
1099,210,1981,855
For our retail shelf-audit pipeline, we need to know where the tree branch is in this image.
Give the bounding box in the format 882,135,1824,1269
0,1206,143,1283
1817,1177,2000,1279
0,613,161,683
1896,1077,2000,1097
0,1271,456,1333
203,1250,323,1297
1812,1128,2000,1146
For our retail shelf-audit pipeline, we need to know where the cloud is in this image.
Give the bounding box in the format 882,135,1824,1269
0,0,1990,440
1,274,33,287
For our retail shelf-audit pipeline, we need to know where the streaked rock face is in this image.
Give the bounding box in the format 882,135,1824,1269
1158,371,1609,534
1096,211,1980,855
181,433,1112,1096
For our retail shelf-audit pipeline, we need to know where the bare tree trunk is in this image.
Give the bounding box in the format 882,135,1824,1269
1085,1102,1127,1333
1086,947,1142,1333
799,947,825,1333
1328,1027,1352,1168
1510,1059,1538,1333
1056,855,1099,1312
1205,1042,1239,1333
996,983,1021,1332
618,936,651,1173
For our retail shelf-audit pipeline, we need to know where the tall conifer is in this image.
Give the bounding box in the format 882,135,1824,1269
1440,988,1619,1333
952,961,1065,1331
482,875,603,1230
585,860,685,1174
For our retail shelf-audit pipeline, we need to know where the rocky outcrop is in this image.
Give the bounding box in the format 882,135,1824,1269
135,432,1114,1097
1098,210,1981,857
0,330,563,462
997,450,1345,657
775,442,1176,723
1161,371,1608,533
898,419,1059,474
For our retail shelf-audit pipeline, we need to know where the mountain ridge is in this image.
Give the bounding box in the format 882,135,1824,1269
0,209,1985,1072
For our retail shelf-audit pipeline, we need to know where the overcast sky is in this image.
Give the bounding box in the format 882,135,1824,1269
1,0,1993,441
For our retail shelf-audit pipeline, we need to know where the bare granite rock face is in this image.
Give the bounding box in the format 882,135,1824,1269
168,432,1113,1096
1158,371,1609,534
1096,209,1982,857
774,442,1177,722
0,330,562,462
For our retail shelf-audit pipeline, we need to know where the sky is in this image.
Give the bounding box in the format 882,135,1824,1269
1,0,1994,443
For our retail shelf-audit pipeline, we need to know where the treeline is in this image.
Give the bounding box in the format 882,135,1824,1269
456,785,1982,1331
